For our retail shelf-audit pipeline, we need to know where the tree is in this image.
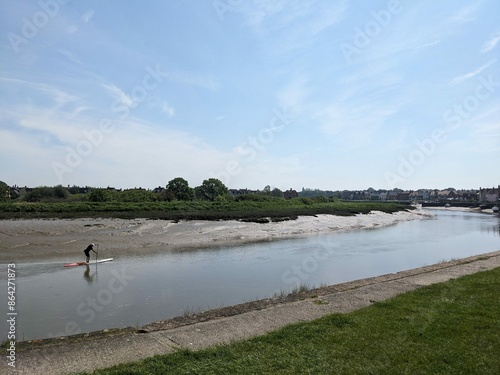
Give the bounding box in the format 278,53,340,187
118,189,155,202
159,189,176,201
166,177,194,201
0,181,10,202
25,186,54,202
54,185,68,199
194,185,205,201
196,178,228,201
88,189,113,202
271,188,284,198
262,185,271,196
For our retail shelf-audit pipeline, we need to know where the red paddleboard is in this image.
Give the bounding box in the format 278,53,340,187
64,258,113,267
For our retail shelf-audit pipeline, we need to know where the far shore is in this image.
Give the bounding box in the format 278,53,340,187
425,206,497,214
0,208,433,263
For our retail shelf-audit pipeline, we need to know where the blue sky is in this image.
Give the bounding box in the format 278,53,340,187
1,0,499,191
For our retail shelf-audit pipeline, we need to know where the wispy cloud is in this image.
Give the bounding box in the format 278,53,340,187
67,25,78,34
239,0,288,33
102,83,136,107
0,106,84,144
69,106,90,118
277,77,310,109
447,2,480,24
161,101,175,118
145,98,175,118
469,122,500,153
168,71,220,91
0,77,79,109
450,58,497,85
318,104,396,138
57,48,83,64
307,2,346,35
481,31,500,53
414,39,441,50
241,0,345,39
82,9,95,23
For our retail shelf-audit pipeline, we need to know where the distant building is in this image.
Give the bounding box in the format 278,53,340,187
479,186,500,203
397,191,411,201
387,191,398,201
284,188,298,199
456,189,478,202
229,188,258,197
436,190,458,202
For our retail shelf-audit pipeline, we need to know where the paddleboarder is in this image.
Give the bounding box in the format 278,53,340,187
83,243,98,263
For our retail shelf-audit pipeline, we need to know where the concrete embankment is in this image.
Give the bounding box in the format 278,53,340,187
5,250,500,375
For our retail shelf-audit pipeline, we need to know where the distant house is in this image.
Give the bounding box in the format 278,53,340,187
339,191,351,200
379,192,388,201
10,186,30,198
479,186,500,203
9,186,19,199
429,190,439,202
409,191,420,202
351,191,367,200
456,189,478,202
386,191,398,201
284,188,298,199
419,190,432,202
78,187,91,194
437,190,457,202
153,186,165,194
229,188,258,197
397,191,411,201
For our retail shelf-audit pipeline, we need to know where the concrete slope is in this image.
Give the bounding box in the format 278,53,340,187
6,251,500,375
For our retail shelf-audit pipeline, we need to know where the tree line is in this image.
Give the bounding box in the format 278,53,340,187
0,178,287,203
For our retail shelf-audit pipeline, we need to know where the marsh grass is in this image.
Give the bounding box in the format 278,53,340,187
290,282,311,295
80,268,500,375
0,200,409,220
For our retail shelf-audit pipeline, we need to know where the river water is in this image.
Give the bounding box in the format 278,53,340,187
1,209,499,340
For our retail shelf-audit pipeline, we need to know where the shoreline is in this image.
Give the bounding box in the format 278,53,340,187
0,208,432,263
425,206,497,214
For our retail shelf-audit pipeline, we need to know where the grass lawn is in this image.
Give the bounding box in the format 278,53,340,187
81,267,500,375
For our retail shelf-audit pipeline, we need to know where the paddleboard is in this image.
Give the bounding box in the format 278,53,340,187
64,258,113,267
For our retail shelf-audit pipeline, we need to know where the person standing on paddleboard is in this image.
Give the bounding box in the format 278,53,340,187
83,243,98,263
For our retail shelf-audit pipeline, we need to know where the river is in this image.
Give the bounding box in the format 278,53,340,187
1,209,499,341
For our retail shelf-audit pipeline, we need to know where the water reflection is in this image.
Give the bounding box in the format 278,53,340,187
83,265,97,284
479,222,500,236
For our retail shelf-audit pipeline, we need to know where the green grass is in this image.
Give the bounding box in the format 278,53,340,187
80,268,500,375
0,199,409,221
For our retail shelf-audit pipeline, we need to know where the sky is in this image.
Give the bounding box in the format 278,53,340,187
1,0,499,191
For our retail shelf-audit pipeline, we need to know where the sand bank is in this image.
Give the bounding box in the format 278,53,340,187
0,208,433,263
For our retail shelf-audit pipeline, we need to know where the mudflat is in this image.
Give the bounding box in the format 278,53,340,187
0,208,431,263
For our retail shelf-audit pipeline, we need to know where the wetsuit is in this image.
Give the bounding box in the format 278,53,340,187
83,244,94,257
84,244,96,262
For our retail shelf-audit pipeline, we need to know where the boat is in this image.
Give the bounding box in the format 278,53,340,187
492,206,499,212
64,258,114,267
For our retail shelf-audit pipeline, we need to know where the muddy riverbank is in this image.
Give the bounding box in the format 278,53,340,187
0,208,431,263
